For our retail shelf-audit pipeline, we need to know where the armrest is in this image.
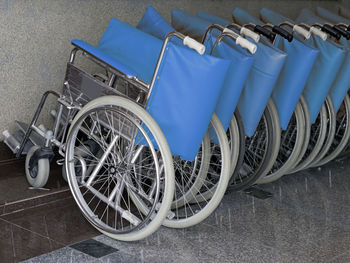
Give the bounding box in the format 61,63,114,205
71,39,137,78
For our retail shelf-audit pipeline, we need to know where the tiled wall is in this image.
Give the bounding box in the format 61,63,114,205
0,0,348,139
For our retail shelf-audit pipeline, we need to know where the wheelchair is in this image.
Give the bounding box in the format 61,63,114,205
312,6,350,166
255,9,339,178
290,8,350,171
171,9,286,191
3,17,249,240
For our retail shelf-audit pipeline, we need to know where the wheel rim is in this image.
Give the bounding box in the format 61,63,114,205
270,112,298,174
317,95,350,165
293,107,325,171
66,106,163,234
230,114,269,187
171,136,209,209
166,115,229,225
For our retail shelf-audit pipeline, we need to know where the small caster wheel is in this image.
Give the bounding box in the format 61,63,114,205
25,146,50,188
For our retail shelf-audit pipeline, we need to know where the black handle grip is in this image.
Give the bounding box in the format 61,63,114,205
272,26,293,42
333,25,350,40
254,25,275,41
347,25,350,32
322,24,341,40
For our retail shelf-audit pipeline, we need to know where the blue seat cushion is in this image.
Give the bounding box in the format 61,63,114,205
72,39,137,78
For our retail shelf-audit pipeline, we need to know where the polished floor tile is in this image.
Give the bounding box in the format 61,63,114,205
0,142,69,209
0,198,98,262
69,239,118,258
21,247,97,263
12,156,350,262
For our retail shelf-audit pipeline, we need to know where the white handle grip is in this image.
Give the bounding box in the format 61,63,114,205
293,25,311,39
236,36,257,54
183,36,206,55
240,27,260,43
310,26,328,41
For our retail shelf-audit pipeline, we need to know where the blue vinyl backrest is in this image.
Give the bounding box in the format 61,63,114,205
137,5,174,39
339,6,350,19
312,7,350,112
232,8,263,26
146,42,231,160
232,8,291,135
171,10,213,41
259,8,320,130
296,8,348,117
170,9,255,132
97,18,162,84
208,35,255,130
197,12,231,26
236,38,286,136
316,6,350,24
259,8,294,25
136,5,183,46
97,17,231,161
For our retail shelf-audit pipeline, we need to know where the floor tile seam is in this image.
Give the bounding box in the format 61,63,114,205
10,224,16,260
25,246,100,263
67,245,124,263
0,217,67,247
1,188,70,206
67,247,104,262
0,196,73,218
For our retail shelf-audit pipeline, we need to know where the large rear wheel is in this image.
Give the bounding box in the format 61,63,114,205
65,96,175,241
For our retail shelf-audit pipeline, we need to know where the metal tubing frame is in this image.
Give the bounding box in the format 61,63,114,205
201,24,226,44
146,31,187,103
16,90,60,158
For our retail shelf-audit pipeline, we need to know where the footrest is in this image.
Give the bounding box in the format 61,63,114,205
16,121,45,147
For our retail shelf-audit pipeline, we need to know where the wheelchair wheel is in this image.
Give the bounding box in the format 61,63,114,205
228,99,280,191
309,97,336,167
286,96,311,173
169,133,210,209
167,108,244,209
312,94,350,166
62,140,101,182
289,97,329,173
25,146,50,188
65,96,175,241
162,113,231,228
257,100,306,184
228,110,245,182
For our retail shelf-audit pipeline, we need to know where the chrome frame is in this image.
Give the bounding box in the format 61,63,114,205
16,32,190,159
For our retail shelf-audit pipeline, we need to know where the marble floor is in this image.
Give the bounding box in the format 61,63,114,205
15,153,350,263
0,143,69,206
0,143,99,262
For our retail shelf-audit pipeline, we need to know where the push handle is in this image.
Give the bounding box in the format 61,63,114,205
310,26,328,40
240,27,260,42
272,26,293,42
254,25,275,41
223,27,237,35
183,36,206,55
333,25,350,40
293,25,311,39
236,36,257,54
321,24,341,40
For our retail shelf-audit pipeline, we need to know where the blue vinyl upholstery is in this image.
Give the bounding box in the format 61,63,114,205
296,8,348,118
76,17,231,161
